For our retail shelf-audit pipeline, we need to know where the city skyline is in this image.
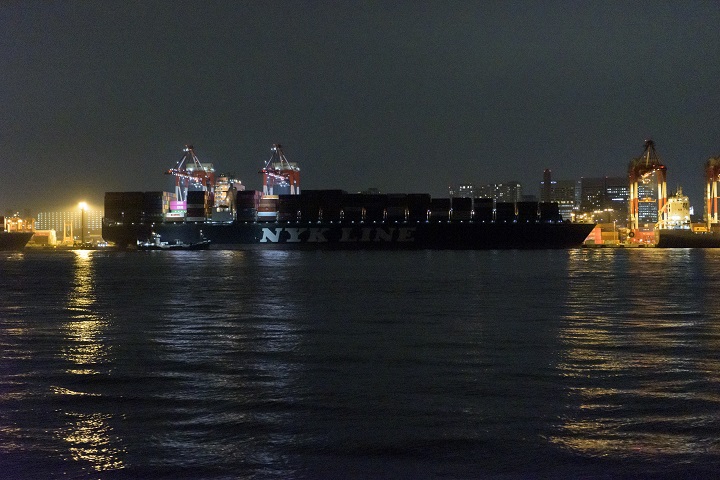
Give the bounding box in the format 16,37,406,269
3,2,720,213
0,163,701,221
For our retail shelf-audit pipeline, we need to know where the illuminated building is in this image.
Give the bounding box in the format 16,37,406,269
449,184,476,198
578,176,628,223
28,230,57,246
450,182,523,203
471,182,522,202
539,169,577,221
579,177,605,211
36,210,103,236
604,177,629,214
637,173,660,225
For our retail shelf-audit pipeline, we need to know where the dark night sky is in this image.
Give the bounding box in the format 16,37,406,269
3,1,720,213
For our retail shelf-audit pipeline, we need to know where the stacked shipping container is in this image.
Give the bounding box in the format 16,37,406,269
106,190,566,225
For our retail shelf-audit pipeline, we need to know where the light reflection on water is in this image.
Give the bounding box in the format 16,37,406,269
552,249,720,462
147,251,302,472
55,251,125,472
2,249,720,477
61,412,125,472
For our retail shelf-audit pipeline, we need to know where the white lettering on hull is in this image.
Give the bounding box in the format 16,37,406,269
397,228,415,242
374,228,394,242
307,228,330,242
260,227,416,243
285,228,307,242
260,228,281,242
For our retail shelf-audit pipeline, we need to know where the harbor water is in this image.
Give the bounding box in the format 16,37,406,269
1,249,719,478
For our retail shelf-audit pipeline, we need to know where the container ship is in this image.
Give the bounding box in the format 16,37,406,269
1,217,34,250
101,145,594,250
655,229,720,248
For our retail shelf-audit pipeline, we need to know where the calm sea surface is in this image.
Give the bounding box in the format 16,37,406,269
1,248,719,479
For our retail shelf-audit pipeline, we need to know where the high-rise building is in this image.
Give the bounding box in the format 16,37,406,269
35,210,103,237
541,169,553,202
451,181,523,203
604,177,629,214
449,184,476,198
539,169,576,220
579,177,606,212
636,171,660,226
499,181,522,203
579,176,629,219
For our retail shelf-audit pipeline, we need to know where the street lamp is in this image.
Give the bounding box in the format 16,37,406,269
79,202,88,247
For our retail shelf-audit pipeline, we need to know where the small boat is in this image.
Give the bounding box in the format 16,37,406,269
137,234,211,251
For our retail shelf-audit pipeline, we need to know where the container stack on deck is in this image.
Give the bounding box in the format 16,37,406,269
451,197,473,221
186,191,210,222
429,198,451,221
407,194,431,221
236,190,262,221
106,189,570,226
539,202,561,223
495,202,516,222
474,198,494,222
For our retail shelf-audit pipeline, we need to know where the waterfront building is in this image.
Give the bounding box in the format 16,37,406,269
35,209,103,239
539,170,576,221
604,177,629,214
450,181,523,204
27,230,57,246
579,176,629,221
449,184,475,198
473,181,522,203
579,177,605,211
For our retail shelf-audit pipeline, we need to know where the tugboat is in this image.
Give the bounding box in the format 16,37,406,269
137,233,211,251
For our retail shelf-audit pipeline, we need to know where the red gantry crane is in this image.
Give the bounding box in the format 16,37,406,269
165,145,216,204
705,156,720,229
628,139,667,232
260,144,300,195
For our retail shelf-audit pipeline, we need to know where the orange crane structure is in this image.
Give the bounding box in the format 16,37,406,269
705,156,720,230
260,144,300,195
165,145,216,204
628,140,667,231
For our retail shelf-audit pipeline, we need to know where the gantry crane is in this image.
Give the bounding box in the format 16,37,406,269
165,145,216,203
705,156,720,229
260,144,300,195
628,140,667,231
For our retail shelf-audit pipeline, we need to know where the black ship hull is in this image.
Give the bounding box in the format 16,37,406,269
0,232,34,250
103,221,594,250
656,229,720,248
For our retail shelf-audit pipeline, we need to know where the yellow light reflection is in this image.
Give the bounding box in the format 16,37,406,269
55,250,125,471
61,412,125,471
64,250,110,373
551,249,720,460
